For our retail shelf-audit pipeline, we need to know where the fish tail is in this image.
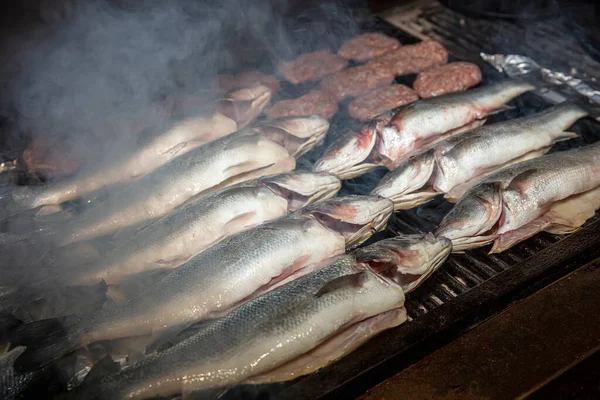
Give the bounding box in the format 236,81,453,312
8,317,83,373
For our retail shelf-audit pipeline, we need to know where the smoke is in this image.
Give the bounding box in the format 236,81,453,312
0,0,364,173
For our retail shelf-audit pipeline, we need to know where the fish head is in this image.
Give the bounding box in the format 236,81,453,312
218,85,272,128
254,116,329,157
313,123,379,180
371,151,436,207
436,182,504,251
354,233,451,292
304,195,394,248
259,171,341,211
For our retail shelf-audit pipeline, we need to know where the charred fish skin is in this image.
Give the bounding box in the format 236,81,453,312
61,171,341,286
432,102,586,194
55,133,295,246
93,253,405,399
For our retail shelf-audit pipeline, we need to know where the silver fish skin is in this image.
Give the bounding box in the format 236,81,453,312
491,185,600,253
54,132,295,246
60,172,341,286
245,234,450,385
9,195,394,374
91,247,407,399
371,150,438,210
6,86,271,214
314,80,534,178
433,103,586,195
374,103,585,208
437,143,600,251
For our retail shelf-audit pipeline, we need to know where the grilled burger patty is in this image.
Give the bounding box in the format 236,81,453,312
413,62,482,98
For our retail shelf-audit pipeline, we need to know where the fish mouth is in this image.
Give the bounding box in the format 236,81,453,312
261,172,341,211
313,124,379,179
305,196,394,248
256,116,329,158
354,234,452,292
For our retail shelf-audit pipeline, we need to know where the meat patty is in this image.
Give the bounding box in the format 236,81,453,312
217,71,280,94
321,64,396,100
266,90,338,120
413,62,482,98
338,32,401,62
279,50,348,84
348,84,418,121
368,40,448,76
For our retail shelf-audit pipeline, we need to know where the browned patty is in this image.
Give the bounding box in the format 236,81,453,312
217,71,280,94
266,90,339,120
279,50,348,85
413,62,482,98
368,40,448,76
321,64,396,100
338,32,401,62
348,84,419,121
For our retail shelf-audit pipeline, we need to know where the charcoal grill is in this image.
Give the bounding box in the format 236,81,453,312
222,4,600,399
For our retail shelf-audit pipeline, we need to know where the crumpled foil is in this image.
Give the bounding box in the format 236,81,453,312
481,52,600,105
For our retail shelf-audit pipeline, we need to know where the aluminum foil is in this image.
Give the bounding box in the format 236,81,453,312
481,52,600,106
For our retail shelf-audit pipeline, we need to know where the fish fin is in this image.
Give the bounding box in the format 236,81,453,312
505,169,539,195
486,104,515,116
34,204,63,217
9,317,82,373
162,141,188,156
222,210,258,236
315,272,368,298
75,355,121,400
82,355,120,385
145,321,195,354
553,131,579,142
223,160,265,176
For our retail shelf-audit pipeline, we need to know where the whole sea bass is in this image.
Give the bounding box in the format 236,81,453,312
436,142,600,251
10,195,394,372
314,79,535,179
372,103,587,209
5,86,272,214
79,235,451,399
53,171,341,286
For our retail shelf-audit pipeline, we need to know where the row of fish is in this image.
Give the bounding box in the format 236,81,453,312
2,77,600,399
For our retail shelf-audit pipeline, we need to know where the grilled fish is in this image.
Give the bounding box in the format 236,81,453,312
372,103,586,208
58,171,341,286
50,133,294,247
314,79,535,179
10,195,393,372
6,86,272,214
436,142,600,251
81,235,449,399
